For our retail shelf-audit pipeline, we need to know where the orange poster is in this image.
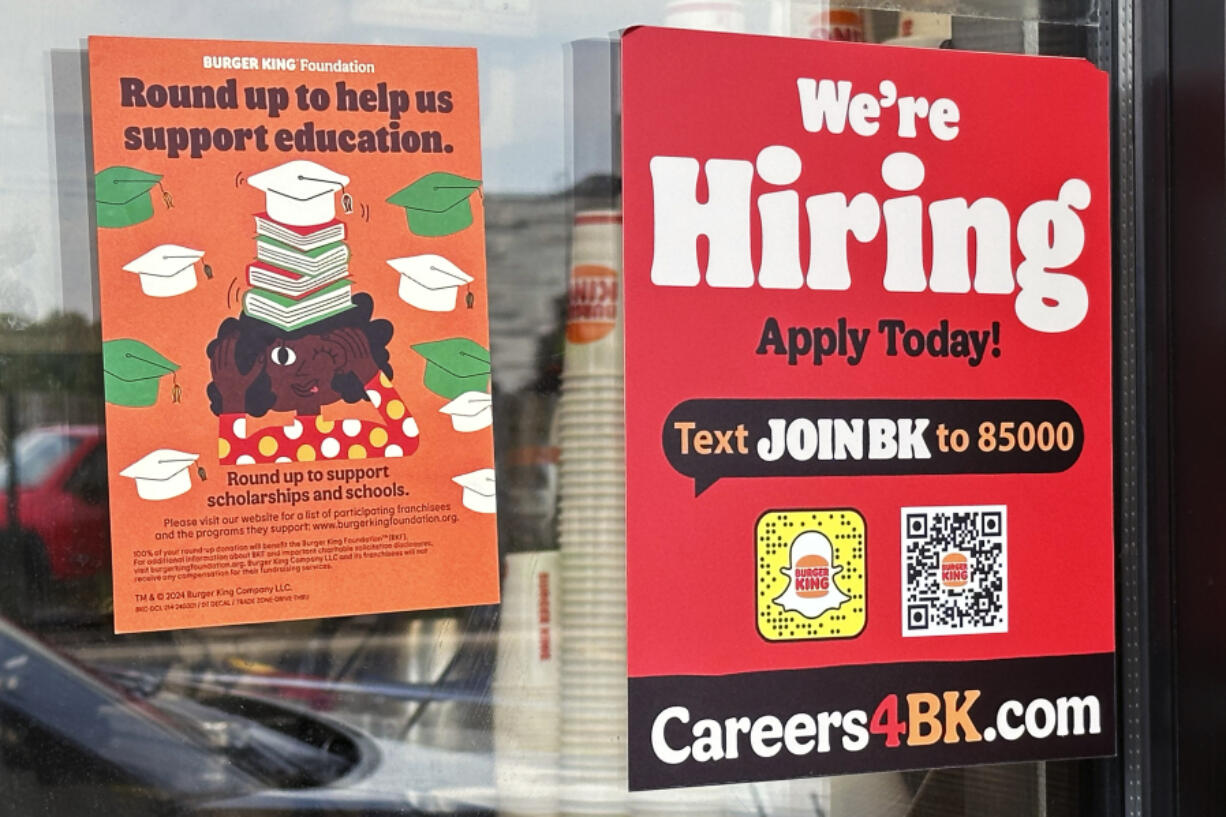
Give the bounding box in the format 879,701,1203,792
88,36,499,633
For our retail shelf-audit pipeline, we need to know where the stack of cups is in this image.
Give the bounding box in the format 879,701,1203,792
556,210,628,817
494,546,561,817
494,389,563,817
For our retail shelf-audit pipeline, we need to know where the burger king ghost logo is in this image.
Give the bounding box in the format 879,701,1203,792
772,531,851,619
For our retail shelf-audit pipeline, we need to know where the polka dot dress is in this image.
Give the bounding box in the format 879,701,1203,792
218,373,421,465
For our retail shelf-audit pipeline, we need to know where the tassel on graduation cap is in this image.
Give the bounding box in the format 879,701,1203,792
171,373,182,404
159,181,173,209
342,188,354,215
197,466,207,482
203,263,213,281
466,285,475,310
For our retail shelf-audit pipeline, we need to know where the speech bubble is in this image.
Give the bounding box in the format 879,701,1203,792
661,398,1084,495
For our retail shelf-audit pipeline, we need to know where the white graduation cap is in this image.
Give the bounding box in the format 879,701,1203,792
247,160,350,227
387,254,474,312
119,448,200,501
452,467,496,514
122,245,204,298
439,391,493,432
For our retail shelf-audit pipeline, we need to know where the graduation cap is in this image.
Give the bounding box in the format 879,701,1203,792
248,160,350,227
387,254,474,312
439,390,493,433
411,337,491,400
102,338,179,408
119,449,199,501
452,467,496,514
122,244,204,298
94,166,166,229
386,171,482,237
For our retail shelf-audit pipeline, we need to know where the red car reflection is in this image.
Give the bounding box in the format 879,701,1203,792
0,426,110,587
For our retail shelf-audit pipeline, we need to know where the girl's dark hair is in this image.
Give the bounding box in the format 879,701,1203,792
206,293,393,417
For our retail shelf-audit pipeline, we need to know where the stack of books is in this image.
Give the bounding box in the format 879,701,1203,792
244,213,353,331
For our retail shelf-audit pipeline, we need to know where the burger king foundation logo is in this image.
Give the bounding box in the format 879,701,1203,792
756,508,866,641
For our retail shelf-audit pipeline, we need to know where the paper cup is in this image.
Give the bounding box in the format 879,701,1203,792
557,518,625,531
559,686,627,701
557,537,625,550
559,676,627,691
557,529,625,543
560,558,624,572
557,410,621,423
557,451,621,464
557,474,625,488
560,655,626,672
557,428,625,442
560,607,626,622
558,550,625,562
557,514,625,526
560,628,625,644
664,0,746,33
557,467,625,481
561,638,627,656
561,551,626,564
557,513,626,525
557,466,625,479
559,586,625,602
556,419,623,431
560,590,624,602
558,449,625,462
559,596,626,611
558,759,626,776
562,211,623,377
557,506,625,520
562,537,625,549
558,385,625,399
556,405,624,419
558,384,625,396
558,771,625,789
558,532,624,543
561,716,627,736
558,487,626,501
558,787,626,799
558,526,625,540
560,563,625,577
559,378,625,391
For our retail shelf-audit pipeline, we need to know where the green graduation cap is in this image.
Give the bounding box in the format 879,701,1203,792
387,171,482,237
102,338,179,407
95,166,165,228
411,337,491,400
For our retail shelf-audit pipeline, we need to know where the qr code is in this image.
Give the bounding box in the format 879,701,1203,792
902,505,1007,636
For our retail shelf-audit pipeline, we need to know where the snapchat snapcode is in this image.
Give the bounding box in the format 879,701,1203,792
756,509,866,640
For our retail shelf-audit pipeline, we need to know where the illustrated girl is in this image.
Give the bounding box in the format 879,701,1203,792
207,294,419,464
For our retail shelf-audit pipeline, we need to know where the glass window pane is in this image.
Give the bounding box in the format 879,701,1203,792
0,2,1120,816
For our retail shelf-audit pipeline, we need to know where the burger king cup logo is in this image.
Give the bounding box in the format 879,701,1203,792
566,264,619,344
940,551,971,588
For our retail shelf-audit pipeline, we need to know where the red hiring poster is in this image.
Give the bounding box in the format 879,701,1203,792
622,27,1113,789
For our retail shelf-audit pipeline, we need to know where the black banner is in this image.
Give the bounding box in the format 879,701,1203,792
628,652,1115,790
